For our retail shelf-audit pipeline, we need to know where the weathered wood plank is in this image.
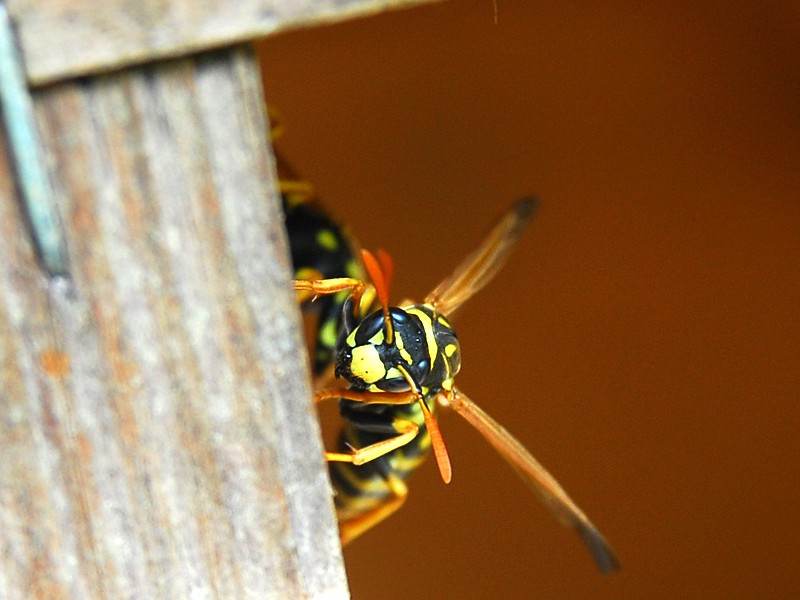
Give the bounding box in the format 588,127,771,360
7,0,440,86
0,46,348,599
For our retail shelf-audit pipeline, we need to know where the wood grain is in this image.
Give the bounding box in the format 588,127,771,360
0,46,348,599
7,0,440,86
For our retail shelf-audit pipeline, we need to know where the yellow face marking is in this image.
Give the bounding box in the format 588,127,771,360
350,345,386,384
438,316,452,328
385,366,404,382
394,332,413,365
445,343,458,357
399,348,413,365
316,229,339,251
368,329,385,346
406,307,437,366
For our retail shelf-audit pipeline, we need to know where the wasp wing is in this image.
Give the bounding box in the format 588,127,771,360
424,197,537,316
444,389,620,574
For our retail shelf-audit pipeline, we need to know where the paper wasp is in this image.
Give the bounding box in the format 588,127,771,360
279,137,618,574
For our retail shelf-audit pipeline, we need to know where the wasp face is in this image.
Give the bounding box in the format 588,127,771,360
335,303,461,395
335,306,433,392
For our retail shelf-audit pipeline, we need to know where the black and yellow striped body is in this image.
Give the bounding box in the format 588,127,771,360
328,304,461,521
283,192,361,375
284,191,460,532
330,400,432,522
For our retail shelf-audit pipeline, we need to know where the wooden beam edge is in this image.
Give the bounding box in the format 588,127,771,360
8,0,442,87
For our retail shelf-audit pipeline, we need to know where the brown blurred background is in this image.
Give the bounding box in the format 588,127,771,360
257,1,800,598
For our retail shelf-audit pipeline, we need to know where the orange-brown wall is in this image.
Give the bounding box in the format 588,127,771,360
258,2,800,598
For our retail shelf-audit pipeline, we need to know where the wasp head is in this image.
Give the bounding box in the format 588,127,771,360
335,305,432,393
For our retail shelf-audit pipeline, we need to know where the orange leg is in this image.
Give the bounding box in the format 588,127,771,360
279,179,316,204
317,384,452,484
315,387,420,406
339,474,409,546
326,418,419,466
293,277,369,309
316,387,422,465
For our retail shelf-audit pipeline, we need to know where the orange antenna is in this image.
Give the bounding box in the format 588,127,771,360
420,396,452,484
377,249,394,292
361,248,394,344
397,365,452,484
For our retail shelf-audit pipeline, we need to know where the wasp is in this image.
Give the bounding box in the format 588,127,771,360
278,136,618,575
281,181,363,377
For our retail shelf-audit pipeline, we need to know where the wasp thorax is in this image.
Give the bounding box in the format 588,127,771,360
335,304,460,394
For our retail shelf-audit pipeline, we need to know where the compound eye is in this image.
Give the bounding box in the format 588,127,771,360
416,358,431,378
354,311,385,346
389,307,409,326
341,296,357,334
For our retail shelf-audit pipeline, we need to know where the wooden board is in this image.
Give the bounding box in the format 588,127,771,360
0,46,348,599
7,0,440,85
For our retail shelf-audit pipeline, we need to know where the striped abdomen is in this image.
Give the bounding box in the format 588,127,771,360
329,401,433,520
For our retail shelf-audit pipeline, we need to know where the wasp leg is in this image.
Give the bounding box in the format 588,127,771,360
279,179,316,204
315,389,421,467
327,418,418,466
315,387,420,406
338,473,409,546
293,277,369,307
292,268,326,305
